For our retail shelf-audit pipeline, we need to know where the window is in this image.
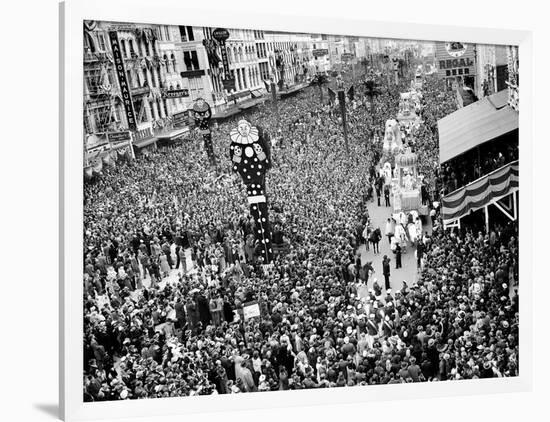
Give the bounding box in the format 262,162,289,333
97,33,106,51
120,39,127,57
165,26,170,41
85,101,114,133
183,51,200,70
126,70,133,88
186,26,194,41
179,26,188,42
129,40,136,57
188,76,203,100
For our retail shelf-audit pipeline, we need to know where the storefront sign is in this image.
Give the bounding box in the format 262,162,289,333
109,31,137,131
107,131,131,144
435,42,476,79
313,49,329,58
341,53,355,61
163,88,190,98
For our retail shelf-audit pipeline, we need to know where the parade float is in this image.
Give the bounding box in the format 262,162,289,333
392,150,422,213
397,91,421,124
390,149,424,246
381,118,403,155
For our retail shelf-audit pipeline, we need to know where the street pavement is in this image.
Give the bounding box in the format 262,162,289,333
357,192,420,293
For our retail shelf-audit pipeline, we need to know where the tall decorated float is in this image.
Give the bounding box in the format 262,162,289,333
393,150,421,213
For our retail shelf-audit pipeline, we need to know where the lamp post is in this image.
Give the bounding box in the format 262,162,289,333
271,80,278,124
393,58,399,85
336,77,350,155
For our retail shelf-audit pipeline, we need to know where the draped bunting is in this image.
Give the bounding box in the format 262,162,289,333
441,161,519,222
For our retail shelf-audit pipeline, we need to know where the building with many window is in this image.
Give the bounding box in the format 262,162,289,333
475,44,509,99
83,22,321,152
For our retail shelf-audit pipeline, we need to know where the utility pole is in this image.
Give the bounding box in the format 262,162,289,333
337,82,349,155
271,80,278,125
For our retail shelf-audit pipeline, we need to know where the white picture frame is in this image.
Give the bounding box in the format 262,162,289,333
60,0,533,420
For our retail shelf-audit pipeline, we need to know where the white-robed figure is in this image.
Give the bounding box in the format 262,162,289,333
382,162,393,185
395,223,408,251
407,222,418,246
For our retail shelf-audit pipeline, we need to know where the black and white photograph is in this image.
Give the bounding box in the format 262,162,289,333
81,19,520,402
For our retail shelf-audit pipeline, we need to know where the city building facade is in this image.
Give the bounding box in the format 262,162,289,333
475,44,509,99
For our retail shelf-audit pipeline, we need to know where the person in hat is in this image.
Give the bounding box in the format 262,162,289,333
395,243,402,269
382,255,391,290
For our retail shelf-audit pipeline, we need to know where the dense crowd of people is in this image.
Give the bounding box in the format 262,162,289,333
82,71,519,401
440,140,519,193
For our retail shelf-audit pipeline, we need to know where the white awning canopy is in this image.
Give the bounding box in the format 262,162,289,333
438,89,518,164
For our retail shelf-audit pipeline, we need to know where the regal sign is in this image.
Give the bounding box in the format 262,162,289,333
435,42,476,79
109,31,138,131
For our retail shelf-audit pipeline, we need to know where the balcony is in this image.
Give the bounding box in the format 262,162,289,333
84,51,111,63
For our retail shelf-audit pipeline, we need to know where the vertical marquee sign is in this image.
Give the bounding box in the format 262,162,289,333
212,28,235,92
108,31,137,131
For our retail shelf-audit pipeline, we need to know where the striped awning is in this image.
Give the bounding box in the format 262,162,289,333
441,160,519,223
438,89,518,164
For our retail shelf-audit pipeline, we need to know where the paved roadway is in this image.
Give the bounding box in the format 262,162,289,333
357,191,421,293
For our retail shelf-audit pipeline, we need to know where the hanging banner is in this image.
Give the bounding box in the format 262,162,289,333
109,31,138,131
